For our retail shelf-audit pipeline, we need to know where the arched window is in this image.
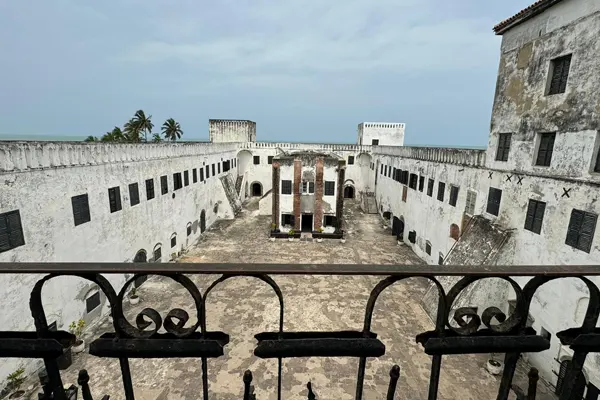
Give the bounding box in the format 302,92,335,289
450,224,460,240
170,232,177,248
153,243,162,262
186,222,192,236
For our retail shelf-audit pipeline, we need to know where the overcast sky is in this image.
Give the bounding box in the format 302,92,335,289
0,0,533,146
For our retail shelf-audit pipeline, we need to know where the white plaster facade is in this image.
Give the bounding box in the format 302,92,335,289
1,0,600,393
357,122,405,146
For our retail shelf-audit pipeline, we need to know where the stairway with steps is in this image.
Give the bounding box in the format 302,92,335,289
361,192,378,214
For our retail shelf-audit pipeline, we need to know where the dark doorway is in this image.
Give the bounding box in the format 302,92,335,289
344,186,355,199
556,360,586,399
133,250,147,263
252,182,262,196
301,214,313,232
392,217,404,241
200,210,206,233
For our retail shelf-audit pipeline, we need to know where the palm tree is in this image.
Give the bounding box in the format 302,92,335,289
84,135,98,142
162,118,183,142
131,110,153,142
123,119,142,142
101,127,125,142
151,133,163,143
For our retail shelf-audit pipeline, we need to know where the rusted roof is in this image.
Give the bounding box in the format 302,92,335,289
493,0,565,35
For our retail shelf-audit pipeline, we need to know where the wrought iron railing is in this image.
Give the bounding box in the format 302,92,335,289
0,263,599,400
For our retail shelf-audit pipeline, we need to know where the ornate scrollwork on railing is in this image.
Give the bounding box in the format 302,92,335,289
0,264,599,400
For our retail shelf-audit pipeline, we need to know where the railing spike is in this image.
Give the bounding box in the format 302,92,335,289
527,367,539,400
78,369,93,400
386,365,400,400
243,370,255,400
307,381,316,400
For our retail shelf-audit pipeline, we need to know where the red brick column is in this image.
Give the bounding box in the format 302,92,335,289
314,158,324,231
272,162,280,227
293,159,302,230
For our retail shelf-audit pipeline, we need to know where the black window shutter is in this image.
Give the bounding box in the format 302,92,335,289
486,188,502,216
550,61,564,94
579,213,598,253
524,200,536,231
566,209,584,248
0,214,10,251
559,56,571,93
7,211,25,247
532,202,546,234
309,182,315,193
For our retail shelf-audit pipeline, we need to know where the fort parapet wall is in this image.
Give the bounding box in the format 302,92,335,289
0,142,238,173
373,146,486,167
240,141,372,153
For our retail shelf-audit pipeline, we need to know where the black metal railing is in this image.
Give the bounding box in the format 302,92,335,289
1,263,599,400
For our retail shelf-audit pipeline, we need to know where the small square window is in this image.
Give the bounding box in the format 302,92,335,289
372,139,379,145
324,215,337,227
129,183,140,206
146,178,155,200
281,180,292,195
173,173,183,190
86,291,101,313
268,156,274,164
437,182,445,202
547,54,572,95
0,210,26,253
282,214,295,226
160,176,168,195
108,187,122,213
427,179,434,197
253,156,260,165
348,156,354,165
72,194,91,226
449,186,459,207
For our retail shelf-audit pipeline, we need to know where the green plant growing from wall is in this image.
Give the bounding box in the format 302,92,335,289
5,367,26,397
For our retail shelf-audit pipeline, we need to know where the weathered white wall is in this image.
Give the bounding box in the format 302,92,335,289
0,141,238,381
209,120,256,143
372,144,600,388
357,122,405,146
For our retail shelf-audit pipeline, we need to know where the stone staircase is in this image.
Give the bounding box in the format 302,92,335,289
421,215,511,321
220,175,242,216
361,192,378,214
235,175,244,196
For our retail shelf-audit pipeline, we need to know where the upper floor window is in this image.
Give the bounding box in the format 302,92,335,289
437,182,445,202
535,133,556,167
547,54,572,95
72,194,91,226
418,176,425,192
594,148,600,173
253,156,260,165
324,181,335,196
199,168,204,182
449,186,459,207
173,173,183,190
160,175,168,195
372,139,379,145
211,164,216,176
409,174,418,190
348,156,354,165
146,178,155,200
524,199,546,235
496,133,512,162
129,183,140,206
465,190,477,215
218,163,221,174
268,156,274,165
108,187,122,213
301,181,315,194
192,169,198,183
486,187,502,216
281,180,292,195
0,210,25,254
184,170,189,186
427,179,434,197
566,209,597,253
205,165,210,179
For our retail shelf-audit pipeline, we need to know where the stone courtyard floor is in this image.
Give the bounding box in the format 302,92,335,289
34,199,556,399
